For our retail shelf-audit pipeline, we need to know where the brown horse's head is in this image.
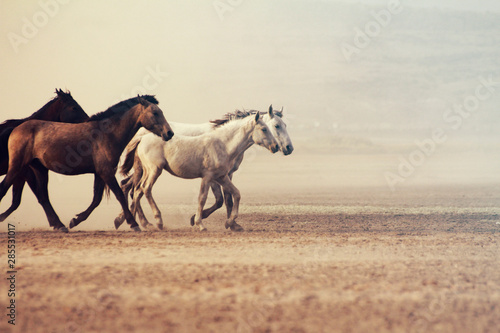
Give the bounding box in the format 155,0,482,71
137,97,174,142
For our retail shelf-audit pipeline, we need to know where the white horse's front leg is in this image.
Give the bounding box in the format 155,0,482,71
217,175,242,232
194,178,211,231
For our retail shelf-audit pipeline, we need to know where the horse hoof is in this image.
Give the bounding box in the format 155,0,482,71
230,223,244,232
157,224,164,231
199,226,207,232
56,226,69,233
142,223,154,230
190,215,195,226
114,218,122,230
69,219,77,229
131,226,141,232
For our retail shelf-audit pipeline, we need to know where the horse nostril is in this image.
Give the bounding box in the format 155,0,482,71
167,130,174,138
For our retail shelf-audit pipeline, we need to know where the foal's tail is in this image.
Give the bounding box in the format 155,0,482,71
121,137,141,176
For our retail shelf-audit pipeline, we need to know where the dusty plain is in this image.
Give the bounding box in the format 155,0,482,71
0,152,499,333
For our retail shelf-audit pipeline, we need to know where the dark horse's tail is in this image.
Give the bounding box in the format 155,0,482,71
121,137,141,176
0,128,13,157
0,123,19,156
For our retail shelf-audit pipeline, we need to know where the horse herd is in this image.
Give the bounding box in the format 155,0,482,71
0,89,294,233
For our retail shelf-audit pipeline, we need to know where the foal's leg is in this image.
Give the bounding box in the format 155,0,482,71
190,183,224,226
69,175,106,229
103,175,141,231
29,163,68,232
192,178,211,231
217,175,243,232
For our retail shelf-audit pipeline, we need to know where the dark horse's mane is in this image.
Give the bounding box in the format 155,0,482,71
0,88,83,161
210,108,283,128
0,89,74,128
87,95,159,122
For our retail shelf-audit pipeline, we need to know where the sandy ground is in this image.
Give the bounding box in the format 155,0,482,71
0,153,499,333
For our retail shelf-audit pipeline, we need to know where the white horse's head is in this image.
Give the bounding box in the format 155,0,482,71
262,105,294,156
251,112,279,154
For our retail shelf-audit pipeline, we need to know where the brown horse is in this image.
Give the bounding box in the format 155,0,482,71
0,89,89,223
0,95,174,232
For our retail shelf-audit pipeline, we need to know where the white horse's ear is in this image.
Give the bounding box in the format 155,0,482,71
280,106,284,113
268,106,274,119
255,112,260,122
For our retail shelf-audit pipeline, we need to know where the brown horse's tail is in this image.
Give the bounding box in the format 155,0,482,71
121,137,141,176
104,185,111,199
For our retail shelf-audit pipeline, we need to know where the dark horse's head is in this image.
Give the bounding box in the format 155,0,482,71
0,89,90,165
48,89,89,123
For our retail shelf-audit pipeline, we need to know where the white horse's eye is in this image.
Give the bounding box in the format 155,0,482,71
262,127,267,132
275,125,280,129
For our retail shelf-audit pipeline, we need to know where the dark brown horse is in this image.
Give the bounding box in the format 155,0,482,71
0,89,89,223
0,95,174,232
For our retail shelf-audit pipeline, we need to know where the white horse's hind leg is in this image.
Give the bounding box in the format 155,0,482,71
131,188,151,229
133,166,160,230
217,175,242,232
144,185,164,230
193,178,211,231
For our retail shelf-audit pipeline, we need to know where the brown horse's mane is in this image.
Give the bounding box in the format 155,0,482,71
210,108,283,128
87,95,159,122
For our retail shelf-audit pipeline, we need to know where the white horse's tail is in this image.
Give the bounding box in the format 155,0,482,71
121,137,142,176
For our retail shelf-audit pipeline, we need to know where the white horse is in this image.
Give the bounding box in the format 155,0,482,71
119,106,294,231
115,112,279,231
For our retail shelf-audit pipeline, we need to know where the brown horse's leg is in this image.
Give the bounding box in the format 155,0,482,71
24,170,56,228
69,175,105,229
29,163,68,232
0,176,26,222
104,176,141,231
0,163,24,208
190,183,224,226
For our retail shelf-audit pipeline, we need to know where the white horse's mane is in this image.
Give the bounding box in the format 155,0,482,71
210,108,283,128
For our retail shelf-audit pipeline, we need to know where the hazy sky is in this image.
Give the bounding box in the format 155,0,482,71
1,1,499,126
